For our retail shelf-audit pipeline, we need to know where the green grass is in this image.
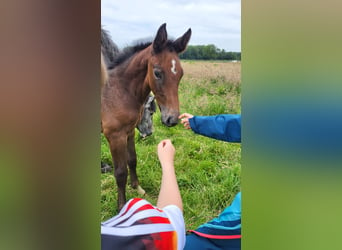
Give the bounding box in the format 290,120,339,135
101,60,241,230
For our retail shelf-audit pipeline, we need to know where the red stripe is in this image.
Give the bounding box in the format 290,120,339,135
136,203,155,212
146,216,171,224
122,198,143,216
189,230,241,240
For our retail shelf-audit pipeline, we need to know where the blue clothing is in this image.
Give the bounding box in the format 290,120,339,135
189,114,241,143
200,192,241,232
186,114,242,249
184,193,241,250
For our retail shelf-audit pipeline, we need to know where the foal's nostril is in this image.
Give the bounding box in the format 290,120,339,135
166,117,172,126
165,116,178,127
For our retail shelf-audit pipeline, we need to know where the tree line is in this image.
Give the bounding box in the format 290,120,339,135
180,44,241,61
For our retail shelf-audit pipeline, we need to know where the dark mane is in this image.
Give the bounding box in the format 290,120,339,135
108,42,152,69
101,28,119,65
108,39,176,70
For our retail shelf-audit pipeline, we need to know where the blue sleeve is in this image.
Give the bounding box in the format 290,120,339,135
189,114,241,142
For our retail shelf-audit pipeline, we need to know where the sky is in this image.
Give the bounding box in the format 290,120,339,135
101,0,241,52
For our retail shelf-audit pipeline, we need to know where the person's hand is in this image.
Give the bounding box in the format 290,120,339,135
157,139,175,168
179,113,194,130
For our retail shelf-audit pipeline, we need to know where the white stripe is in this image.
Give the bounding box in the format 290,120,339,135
117,209,169,227
101,223,175,236
101,199,133,225
101,199,139,225
102,199,151,227
171,59,177,74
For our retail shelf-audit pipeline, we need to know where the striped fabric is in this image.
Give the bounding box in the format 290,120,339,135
101,198,178,250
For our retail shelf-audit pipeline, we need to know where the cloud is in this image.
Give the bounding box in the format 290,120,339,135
101,0,241,51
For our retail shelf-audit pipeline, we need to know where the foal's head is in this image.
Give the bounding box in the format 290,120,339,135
147,23,191,127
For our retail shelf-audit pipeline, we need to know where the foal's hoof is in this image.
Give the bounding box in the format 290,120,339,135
137,185,146,195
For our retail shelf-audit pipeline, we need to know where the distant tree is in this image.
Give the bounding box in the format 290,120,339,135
180,45,241,61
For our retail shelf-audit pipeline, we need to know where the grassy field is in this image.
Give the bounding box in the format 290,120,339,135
101,60,241,230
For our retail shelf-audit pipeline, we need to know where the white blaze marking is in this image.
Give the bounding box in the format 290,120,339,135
171,59,177,75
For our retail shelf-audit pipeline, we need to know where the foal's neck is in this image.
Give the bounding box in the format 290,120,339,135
124,46,152,105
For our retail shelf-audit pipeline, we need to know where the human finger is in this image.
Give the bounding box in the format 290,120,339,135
178,113,193,119
180,117,188,124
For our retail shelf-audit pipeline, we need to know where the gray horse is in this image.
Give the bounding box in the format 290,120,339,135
136,95,156,138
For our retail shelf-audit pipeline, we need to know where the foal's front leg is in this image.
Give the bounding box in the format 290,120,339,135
127,130,145,195
107,132,128,211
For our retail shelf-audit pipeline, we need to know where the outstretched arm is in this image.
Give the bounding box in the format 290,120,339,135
180,113,241,143
156,139,183,211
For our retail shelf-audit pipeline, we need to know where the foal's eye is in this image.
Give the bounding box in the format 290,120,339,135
153,69,162,80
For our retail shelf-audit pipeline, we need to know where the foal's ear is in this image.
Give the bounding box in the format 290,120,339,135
153,23,168,53
173,28,192,54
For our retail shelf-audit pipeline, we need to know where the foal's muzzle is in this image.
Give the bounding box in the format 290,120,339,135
159,105,179,127
161,114,179,127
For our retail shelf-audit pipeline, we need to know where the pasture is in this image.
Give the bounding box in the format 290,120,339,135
101,60,241,230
